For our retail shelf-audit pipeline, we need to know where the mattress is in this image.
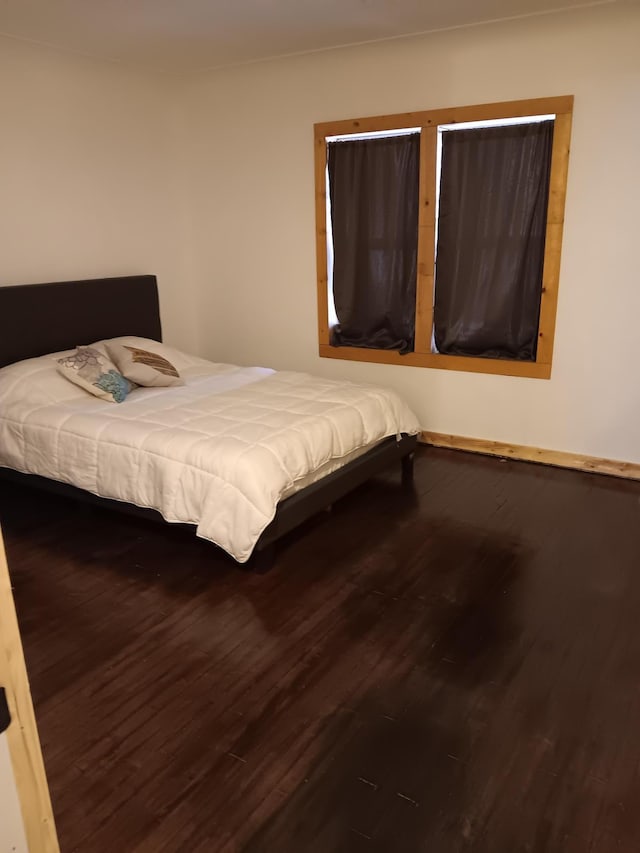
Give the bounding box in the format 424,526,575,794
0,337,420,561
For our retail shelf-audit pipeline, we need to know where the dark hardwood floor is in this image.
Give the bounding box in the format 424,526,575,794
1,447,640,852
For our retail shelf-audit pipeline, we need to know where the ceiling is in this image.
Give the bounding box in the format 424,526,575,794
0,0,617,72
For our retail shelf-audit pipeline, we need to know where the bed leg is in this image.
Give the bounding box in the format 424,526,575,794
401,452,415,489
250,542,277,574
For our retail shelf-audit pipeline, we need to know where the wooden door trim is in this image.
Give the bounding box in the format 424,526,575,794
0,528,59,852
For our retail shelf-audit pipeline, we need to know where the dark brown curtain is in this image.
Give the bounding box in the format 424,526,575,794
328,133,420,353
434,120,554,360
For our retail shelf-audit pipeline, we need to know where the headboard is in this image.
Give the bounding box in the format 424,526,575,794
0,275,162,368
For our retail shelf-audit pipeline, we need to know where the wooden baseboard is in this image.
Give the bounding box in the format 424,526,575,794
419,431,640,482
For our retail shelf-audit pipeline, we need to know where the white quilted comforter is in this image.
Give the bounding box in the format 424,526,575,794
0,337,420,561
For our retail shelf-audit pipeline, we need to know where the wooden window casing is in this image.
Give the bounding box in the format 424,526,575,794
314,96,573,379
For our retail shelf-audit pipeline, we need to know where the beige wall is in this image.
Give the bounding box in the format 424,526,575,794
181,3,640,463
0,37,198,350
1,6,638,463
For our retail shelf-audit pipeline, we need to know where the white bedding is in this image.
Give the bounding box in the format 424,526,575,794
0,337,420,561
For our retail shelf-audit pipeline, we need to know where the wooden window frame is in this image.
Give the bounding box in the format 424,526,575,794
314,96,573,379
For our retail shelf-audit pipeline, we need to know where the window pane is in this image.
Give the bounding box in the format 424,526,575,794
434,120,554,361
327,133,420,353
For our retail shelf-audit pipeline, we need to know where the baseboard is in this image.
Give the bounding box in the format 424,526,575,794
419,431,640,482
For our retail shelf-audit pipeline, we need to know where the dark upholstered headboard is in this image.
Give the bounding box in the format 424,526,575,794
0,275,162,368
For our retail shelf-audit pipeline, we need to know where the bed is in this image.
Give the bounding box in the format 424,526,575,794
0,275,419,568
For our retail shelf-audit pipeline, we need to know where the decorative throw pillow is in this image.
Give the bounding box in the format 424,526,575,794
105,342,183,388
57,346,135,403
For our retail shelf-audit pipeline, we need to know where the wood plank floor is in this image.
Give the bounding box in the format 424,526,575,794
1,447,640,852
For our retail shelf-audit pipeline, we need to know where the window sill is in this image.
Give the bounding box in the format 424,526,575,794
319,344,552,379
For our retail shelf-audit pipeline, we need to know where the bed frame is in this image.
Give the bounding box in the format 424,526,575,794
0,275,417,569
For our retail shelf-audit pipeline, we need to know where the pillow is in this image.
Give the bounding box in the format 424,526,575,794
105,342,183,388
94,336,213,373
57,346,135,403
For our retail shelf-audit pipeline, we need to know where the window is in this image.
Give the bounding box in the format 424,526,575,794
314,97,573,379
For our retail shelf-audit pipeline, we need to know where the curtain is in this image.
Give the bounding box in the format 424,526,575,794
327,133,420,353
434,120,554,360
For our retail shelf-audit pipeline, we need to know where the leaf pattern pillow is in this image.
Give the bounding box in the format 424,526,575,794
57,346,135,403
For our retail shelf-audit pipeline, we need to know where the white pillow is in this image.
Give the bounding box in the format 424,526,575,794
0,350,84,409
105,341,183,388
93,337,216,374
